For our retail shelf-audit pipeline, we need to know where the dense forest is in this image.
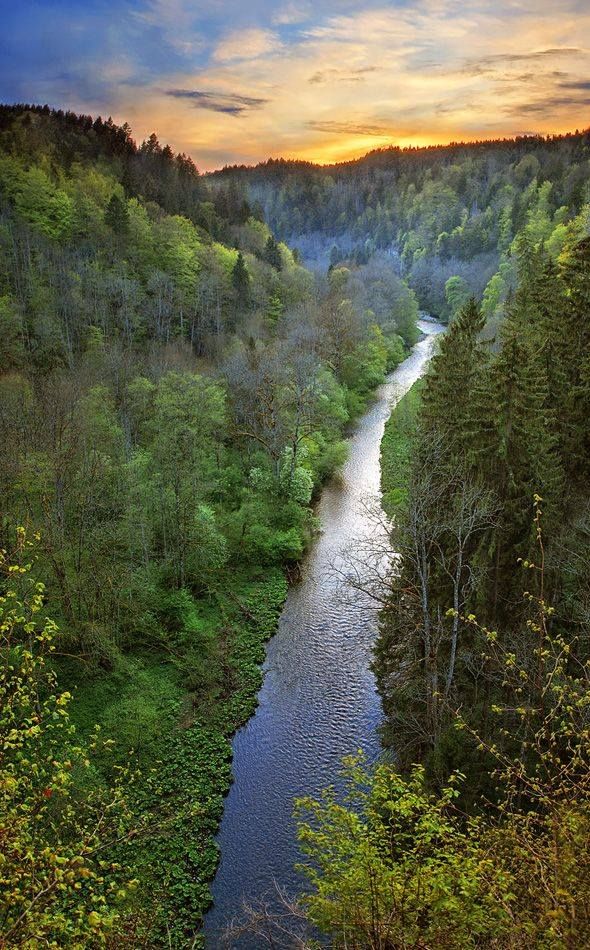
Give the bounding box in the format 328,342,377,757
215,131,590,946
0,104,417,946
2,101,590,949
215,129,590,323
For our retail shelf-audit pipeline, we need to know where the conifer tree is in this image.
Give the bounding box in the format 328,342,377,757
104,193,129,234
558,237,590,478
266,292,284,325
232,251,250,310
421,298,487,451
264,235,283,271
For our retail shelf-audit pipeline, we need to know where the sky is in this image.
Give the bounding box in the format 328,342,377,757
1,0,589,170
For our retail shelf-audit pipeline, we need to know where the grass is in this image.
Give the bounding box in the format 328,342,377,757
380,379,423,518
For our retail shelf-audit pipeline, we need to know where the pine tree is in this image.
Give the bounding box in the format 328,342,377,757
266,292,284,325
558,237,590,479
104,193,129,234
421,298,487,451
232,252,250,310
264,235,283,271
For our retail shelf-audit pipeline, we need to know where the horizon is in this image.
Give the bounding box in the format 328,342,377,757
1,1,590,171
2,100,587,176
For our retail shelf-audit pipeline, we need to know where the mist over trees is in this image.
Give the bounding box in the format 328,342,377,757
214,129,590,322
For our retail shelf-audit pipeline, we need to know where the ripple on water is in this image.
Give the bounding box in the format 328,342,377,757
204,322,444,948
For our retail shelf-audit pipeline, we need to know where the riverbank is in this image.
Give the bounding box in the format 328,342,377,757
62,335,415,948
205,322,443,947
128,571,289,945
380,378,423,518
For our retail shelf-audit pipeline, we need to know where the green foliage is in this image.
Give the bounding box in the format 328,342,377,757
444,274,470,321
0,532,139,947
299,522,590,947
231,250,250,309
5,104,589,944
0,295,25,369
104,192,129,234
0,158,74,240
297,758,509,949
1,104,409,940
376,226,590,812
223,130,590,319
380,379,423,516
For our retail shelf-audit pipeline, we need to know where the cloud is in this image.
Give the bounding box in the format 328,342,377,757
165,88,270,115
504,94,590,116
558,79,590,89
309,66,379,84
487,47,582,63
463,47,583,76
307,119,390,136
213,28,282,62
272,3,311,25
132,0,204,56
5,0,590,169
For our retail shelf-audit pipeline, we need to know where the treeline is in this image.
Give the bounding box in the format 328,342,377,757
0,105,418,945
214,128,590,321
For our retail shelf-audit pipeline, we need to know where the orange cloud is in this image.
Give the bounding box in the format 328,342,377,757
108,0,590,169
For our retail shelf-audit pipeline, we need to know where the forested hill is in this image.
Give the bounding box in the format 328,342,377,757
211,128,590,320
285,136,590,945
0,104,419,946
2,103,590,946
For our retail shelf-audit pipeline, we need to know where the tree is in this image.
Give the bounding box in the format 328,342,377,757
104,193,129,235
0,531,139,946
298,517,590,948
444,275,470,321
421,297,487,448
265,292,283,325
263,235,283,271
231,251,250,310
296,758,510,949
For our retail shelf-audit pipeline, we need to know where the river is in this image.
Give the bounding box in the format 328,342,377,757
204,319,444,947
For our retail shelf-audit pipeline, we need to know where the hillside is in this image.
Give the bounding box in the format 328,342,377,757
1,103,590,948
212,128,590,321
0,104,420,946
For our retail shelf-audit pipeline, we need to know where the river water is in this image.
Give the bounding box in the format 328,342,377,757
204,319,444,947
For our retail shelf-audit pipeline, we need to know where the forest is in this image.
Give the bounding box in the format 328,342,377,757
214,130,590,946
301,232,590,948
1,101,590,949
0,104,417,946
215,129,590,324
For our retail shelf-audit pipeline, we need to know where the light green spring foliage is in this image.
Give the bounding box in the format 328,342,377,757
0,107,419,939
298,529,590,947
0,531,138,948
297,759,509,949
0,157,74,240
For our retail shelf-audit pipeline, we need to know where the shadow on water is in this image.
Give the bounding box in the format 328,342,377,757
204,320,445,948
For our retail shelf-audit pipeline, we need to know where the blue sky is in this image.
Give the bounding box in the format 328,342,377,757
1,0,589,169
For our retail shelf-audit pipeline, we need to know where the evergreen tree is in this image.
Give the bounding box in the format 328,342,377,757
558,237,590,478
266,292,284,325
104,193,129,234
264,235,283,270
421,298,487,450
232,251,250,310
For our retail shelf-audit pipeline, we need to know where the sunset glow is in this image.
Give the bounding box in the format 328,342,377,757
2,0,590,169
